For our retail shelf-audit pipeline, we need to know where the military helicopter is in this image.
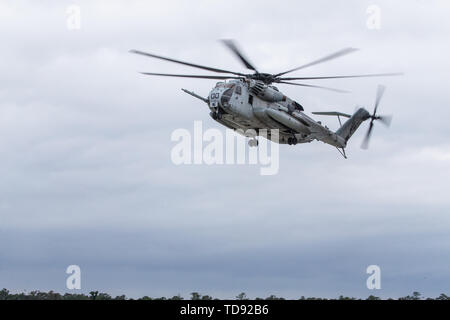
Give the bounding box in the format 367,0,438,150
130,40,400,158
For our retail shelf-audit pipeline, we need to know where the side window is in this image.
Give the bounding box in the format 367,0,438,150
235,85,241,95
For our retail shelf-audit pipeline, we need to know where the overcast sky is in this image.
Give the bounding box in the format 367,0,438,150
1,0,450,299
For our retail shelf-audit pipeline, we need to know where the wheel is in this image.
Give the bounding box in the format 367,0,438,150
288,137,292,145
248,139,258,147
292,137,298,145
217,112,222,120
211,112,217,120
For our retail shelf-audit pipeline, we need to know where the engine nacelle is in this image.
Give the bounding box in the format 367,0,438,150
249,80,285,102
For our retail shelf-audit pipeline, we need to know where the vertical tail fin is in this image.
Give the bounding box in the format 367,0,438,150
336,108,370,142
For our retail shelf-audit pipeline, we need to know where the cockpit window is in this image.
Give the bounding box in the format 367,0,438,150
220,85,235,107
235,85,242,95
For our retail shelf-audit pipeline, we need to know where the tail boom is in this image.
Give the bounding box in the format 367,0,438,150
336,108,370,142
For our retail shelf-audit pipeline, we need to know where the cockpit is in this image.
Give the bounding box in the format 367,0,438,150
220,84,235,107
210,81,243,109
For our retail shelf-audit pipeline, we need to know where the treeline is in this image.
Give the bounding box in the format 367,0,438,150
1,289,449,300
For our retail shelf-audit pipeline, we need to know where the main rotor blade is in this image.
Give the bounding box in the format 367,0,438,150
221,39,258,72
140,72,241,80
275,47,359,77
361,121,374,149
373,84,386,115
130,49,244,76
278,81,350,93
279,73,403,81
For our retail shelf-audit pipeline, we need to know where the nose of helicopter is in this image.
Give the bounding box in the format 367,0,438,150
208,88,221,108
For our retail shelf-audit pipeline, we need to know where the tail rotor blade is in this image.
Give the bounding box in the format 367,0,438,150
373,85,386,115
361,85,393,149
361,121,374,149
378,115,393,127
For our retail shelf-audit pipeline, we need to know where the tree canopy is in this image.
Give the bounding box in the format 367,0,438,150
1,289,449,300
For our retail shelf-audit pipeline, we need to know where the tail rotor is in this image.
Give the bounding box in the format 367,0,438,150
361,85,393,149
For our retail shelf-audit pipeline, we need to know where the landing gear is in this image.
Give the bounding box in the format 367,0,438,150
287,137,298,145
248,139,259,147
211,112,222,120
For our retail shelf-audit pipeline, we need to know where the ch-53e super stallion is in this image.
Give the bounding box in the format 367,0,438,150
130,40,401,158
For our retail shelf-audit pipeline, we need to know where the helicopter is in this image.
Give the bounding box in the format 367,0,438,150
130,40,400,158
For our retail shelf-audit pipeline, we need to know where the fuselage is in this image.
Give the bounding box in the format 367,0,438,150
207,79,347,147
